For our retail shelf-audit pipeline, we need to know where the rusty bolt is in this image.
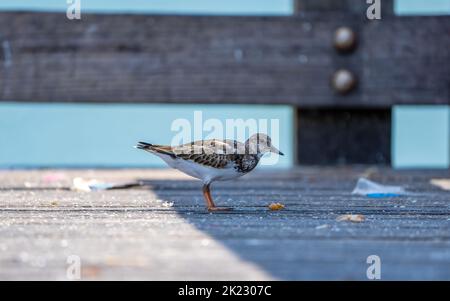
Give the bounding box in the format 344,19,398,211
331,69,357,94
334,27,357,52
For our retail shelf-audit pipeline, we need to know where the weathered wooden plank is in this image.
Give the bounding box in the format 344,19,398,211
0,168,449,280
0,12,448,106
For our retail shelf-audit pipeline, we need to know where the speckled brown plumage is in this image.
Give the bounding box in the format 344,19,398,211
137,139,260,173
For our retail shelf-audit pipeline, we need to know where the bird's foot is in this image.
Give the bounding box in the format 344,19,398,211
207,206,233,212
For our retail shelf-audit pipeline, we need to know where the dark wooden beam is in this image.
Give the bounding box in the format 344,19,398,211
0,12,448,106
294,0,394,17
297,108,391,165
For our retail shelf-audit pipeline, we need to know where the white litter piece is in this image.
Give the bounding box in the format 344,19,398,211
161,201,174,208
336,214,365,223
72,177,140,192
315,224,330,230
352,177,406,198
72,178,103,192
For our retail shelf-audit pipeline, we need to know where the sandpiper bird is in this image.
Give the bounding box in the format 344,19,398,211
136,133,283,212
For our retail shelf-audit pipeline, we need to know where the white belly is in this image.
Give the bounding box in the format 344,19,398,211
156,153,243,184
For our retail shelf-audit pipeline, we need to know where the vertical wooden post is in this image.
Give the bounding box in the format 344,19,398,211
294,0,393,165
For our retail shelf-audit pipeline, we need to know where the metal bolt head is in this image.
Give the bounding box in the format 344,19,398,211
331,69,357,94
334,27,357,52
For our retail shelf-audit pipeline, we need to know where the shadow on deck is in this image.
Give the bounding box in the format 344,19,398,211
139,167,450,280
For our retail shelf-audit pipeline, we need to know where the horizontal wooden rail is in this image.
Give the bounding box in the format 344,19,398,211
0,12,448,107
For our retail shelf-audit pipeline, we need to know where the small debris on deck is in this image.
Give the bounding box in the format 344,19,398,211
336,214,365,223
268,203,285,211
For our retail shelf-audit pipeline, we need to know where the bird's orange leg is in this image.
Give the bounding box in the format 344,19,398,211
202,184,233,212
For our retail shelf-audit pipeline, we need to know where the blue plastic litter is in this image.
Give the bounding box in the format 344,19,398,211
366,193,402,198
352,178,407,198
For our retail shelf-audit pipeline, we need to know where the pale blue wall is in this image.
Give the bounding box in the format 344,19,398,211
0,0,292,15
393,106,450,169
0,103,293,168
395,0,450,15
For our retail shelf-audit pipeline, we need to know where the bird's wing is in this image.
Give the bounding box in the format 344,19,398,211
172,139,244,169
172,139,244,156
177,152,233,169
138,139,245,169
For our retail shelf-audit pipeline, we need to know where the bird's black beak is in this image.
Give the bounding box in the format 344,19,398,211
270,146,284,156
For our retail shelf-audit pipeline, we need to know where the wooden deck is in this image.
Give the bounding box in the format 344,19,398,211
0,167,449,280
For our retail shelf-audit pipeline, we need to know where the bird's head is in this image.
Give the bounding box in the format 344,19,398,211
245,133,284,156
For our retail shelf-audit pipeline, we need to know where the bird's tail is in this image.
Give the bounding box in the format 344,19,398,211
135,141,176,158
135,141,154,150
